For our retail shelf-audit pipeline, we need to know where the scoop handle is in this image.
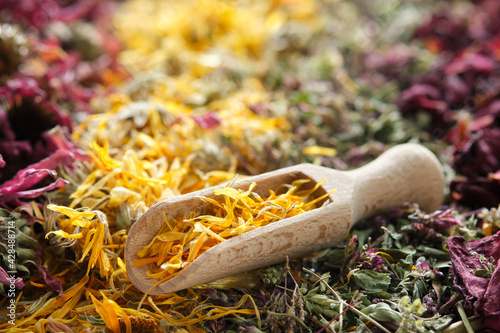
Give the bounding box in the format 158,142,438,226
347,143,445,225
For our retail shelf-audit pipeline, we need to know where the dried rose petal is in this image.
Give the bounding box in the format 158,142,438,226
192,111,221,129
447,232,500,328
35,257,63,295
396,83,449,131
413,13,470,53
0,266,24,289
41,126,91,167
453,128,500,178
451,178,500,209
46,317,74,333
0,0,116,30
0,168,68,203
444,53,495,75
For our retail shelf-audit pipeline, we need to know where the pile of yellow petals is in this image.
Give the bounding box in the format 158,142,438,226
113,0,320,76
135,179,334,281
71,91,291,223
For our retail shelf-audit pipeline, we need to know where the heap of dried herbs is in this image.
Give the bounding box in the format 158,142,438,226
1,0,500,332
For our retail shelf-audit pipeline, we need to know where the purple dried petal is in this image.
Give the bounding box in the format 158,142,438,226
0,167,68,203
0,177,68,202
1,169,58,193
397,83,450,130
453,128,500,178
413,13,470,53
0,77,44,100
474,100,500,124
192,111,221,129
0,0,115,30
415,257,431,271
0,155,4,168
47,317,74,333
0,0,60,29
0,266,24,289
444,53,495,75
443,75,469,105
57,0,114,24
484,315,500,331
35,257,63,295
0,140,33,184
483,265,500,317
425,208,462,229
447,237,490,311
451,178,500,208
447,232,500,318
42,127,91,165
398,83,442,101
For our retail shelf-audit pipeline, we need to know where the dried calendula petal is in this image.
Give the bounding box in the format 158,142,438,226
135,178,335,281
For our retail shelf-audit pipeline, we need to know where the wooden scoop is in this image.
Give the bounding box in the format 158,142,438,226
125,143,444,295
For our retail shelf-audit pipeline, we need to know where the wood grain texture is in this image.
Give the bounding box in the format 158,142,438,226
125,143,444,294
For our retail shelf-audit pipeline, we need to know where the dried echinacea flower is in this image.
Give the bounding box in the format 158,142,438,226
0,77,72,184
134,178,334,282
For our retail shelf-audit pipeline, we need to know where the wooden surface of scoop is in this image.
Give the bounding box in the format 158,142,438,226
125,143,444,295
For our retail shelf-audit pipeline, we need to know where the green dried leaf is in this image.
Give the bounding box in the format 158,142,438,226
424,315,454,330
379,247,416,262
352,270,391,292
15,229,37,247
318,272,330,292
364,290,392,299
324,248,346,268
416,245,449,260
361,302,402,323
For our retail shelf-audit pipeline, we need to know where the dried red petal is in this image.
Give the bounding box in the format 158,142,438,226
447,232,500,325
192,111,221,129
0,168,68,203
0,266,24,289
35,257,63,295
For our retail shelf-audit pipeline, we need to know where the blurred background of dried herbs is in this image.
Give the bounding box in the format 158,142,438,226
1,0,500,332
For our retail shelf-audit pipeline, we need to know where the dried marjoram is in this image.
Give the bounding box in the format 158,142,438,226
134,179,334,281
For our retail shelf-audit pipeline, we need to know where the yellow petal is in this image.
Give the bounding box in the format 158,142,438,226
193,222,226,242
45,230,83,240
46,204,95,220
302,145,337,157
90,293,120,333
